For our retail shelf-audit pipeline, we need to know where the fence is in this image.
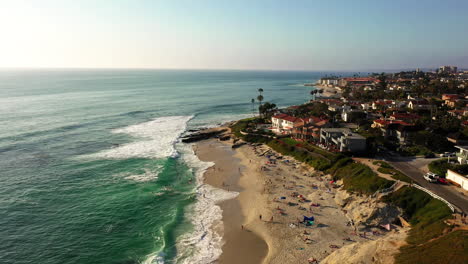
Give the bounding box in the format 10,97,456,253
413,184,456,213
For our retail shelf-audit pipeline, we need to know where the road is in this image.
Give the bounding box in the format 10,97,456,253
379,153,468,214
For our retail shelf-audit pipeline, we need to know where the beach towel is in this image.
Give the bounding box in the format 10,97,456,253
303,216,314,222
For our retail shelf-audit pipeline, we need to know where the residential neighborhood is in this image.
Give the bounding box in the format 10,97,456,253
249,66,468,205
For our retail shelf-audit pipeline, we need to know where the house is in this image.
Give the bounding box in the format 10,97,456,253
319,78,339,86
372,100,394,110
328,104,345,112
319,128,366,152
447,133,468,145
447,109,468,119
292,117,330,142
388,113,420,123
455,145,468,165
360,103,371,110
271,114,304,134
338,77,377,88
407,99,431,110
341,109,367,122
442,94,460,102
446,170,468,191
446,99,467,108
372,119,419,144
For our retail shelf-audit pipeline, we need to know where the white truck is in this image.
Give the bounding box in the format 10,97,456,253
423,172,438,183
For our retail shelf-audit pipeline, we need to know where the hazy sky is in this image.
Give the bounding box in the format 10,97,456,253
1,0,467,71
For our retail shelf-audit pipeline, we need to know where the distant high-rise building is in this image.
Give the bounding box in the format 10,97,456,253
439,65,458,73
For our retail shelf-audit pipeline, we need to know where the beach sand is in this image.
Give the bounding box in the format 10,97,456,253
195,136,404,263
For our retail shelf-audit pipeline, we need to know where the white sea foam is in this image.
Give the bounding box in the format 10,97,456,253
142,141,238,264
114,165,163,183
87,115,193,159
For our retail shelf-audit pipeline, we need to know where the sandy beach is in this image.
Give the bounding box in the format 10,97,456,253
195,131,406,264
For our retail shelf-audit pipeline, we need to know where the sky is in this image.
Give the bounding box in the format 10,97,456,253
0,0,467,71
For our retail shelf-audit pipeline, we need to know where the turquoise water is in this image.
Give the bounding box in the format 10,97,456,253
0,69,328,264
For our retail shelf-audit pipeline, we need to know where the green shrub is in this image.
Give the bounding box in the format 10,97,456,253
333,162,393,194
374,161,412,183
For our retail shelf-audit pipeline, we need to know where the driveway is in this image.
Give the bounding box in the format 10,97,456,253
378,153,468,214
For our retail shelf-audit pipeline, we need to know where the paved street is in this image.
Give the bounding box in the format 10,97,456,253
379,153,468,214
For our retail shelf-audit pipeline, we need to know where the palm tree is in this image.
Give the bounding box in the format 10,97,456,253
257,95,264,117
251,98,255,117
310,89,318,101
257,88,264,117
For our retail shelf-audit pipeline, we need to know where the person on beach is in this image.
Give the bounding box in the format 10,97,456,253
259,214,262,220
270,216,273,222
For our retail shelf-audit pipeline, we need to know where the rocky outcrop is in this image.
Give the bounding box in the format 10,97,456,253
181,128,228,143
333,181,401,228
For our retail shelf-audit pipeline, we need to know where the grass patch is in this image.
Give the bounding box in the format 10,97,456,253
395,230,467,264
373,160,393,169
230,118,257,138
373,161,413,183
382,186,452,245
332,162,393,194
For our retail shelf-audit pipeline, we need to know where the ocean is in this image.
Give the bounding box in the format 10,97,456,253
0,69,330,264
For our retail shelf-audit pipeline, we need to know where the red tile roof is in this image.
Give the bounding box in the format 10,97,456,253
343,77,377,82
442,94,460,99
389,113,420,120
374,100,393,105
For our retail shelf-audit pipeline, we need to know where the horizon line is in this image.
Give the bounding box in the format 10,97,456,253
0,66,458,72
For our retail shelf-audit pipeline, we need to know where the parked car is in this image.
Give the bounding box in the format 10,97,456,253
437,178,448,185
423,172,438,183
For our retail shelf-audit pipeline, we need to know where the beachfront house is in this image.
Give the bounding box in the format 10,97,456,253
455,145,468,165
292,117,330,142
271,114,304,134
319,128,366,152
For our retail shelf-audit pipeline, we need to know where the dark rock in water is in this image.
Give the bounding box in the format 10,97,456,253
232,142,245,149
181,128,228,143
219,135,230,141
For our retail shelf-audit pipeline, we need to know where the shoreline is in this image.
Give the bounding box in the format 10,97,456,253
193,126,406,263
194,139,268,264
